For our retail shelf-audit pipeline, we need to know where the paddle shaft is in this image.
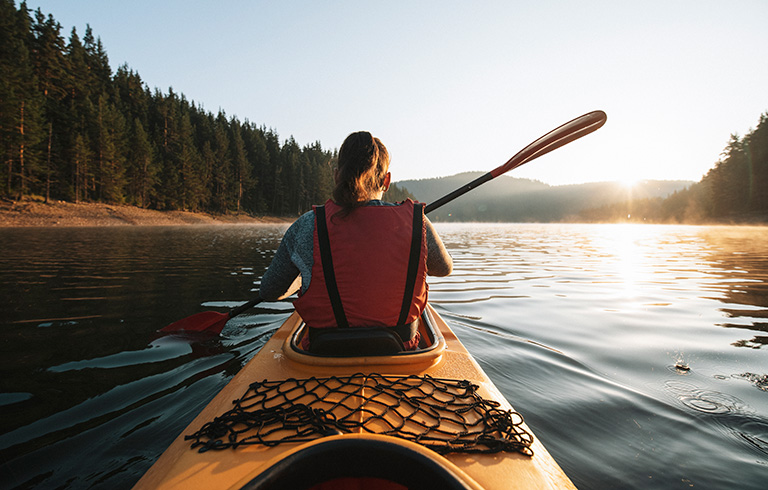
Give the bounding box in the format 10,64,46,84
424,173,493,214
229,297,262,318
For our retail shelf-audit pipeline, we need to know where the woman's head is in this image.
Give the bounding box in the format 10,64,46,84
333,131,390,209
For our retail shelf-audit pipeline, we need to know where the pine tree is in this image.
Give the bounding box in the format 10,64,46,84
212,113,232,212
280,136,301,215
60,27,93,200
71,132,92,203
241,121,269,213
114,65,150,130
82,25,111,97
1,1,45,198
0,0,22,194
96,94,127,202
263,129,282,215
230,118,250,213
31,9,69,201
127,118,157,207
745,113,768,214
177,109,205,210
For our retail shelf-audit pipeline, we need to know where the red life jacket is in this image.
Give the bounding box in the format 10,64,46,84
294,199,428,329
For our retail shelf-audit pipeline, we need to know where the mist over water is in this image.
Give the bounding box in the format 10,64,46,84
1,223,766,489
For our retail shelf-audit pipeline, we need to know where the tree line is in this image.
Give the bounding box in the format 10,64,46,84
1,2,412,215
579,112,768,223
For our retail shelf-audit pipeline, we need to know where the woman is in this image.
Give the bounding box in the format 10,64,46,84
259,131,452,351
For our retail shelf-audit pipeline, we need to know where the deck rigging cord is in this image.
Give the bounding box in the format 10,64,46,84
186,373,534,456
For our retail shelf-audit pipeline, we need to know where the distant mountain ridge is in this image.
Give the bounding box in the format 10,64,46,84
395,174,693,222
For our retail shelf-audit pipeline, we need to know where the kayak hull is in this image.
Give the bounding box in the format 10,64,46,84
134,306,575,489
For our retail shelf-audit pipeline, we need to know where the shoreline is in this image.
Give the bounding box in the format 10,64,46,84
3,198,765,228
0,199,293,227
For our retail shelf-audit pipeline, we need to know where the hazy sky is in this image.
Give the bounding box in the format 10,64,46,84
22,0,768,186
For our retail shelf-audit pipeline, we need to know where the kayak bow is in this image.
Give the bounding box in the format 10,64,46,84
134,306,575,490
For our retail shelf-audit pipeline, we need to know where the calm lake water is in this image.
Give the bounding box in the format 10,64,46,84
0,223,766,489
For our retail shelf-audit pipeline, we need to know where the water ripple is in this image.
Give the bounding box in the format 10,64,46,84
665,380,749,415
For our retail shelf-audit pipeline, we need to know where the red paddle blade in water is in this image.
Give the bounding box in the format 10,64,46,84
160,311,230,334
160,298,263,335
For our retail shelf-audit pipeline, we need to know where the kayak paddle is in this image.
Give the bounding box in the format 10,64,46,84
161,110,606,334
425,110,606,213
160,297,262,334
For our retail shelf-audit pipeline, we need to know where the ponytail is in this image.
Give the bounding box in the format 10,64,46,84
332,131,390,214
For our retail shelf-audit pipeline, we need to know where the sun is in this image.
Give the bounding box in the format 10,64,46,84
619,176,640,189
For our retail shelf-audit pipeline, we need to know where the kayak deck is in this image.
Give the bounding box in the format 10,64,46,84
134,306,575,489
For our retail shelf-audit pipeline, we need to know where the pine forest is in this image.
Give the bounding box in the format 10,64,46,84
1,2,413,217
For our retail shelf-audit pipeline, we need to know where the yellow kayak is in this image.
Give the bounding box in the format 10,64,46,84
134,305,575,489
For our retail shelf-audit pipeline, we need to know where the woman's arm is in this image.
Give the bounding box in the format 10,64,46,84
259,238,301,301
425,218,452,277
259,212,314,301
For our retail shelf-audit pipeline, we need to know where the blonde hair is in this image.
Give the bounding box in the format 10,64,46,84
333,131,390,212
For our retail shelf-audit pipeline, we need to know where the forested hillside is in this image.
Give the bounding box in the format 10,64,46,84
397,174,691,222
0,2,411,216
580,113,768,223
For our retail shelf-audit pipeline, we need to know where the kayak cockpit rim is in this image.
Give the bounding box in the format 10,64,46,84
232,434,483,490
282,305,446,367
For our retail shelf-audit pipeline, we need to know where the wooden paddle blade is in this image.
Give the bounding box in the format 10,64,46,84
490,110,607,178
160,311,230,334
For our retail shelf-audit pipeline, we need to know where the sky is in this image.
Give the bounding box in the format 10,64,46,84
21,0,768,186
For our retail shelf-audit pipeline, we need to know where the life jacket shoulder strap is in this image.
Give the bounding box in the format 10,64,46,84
397,202,424,326
314,205,349,328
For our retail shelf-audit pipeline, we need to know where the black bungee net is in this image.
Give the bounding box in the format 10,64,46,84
185,373,534,457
